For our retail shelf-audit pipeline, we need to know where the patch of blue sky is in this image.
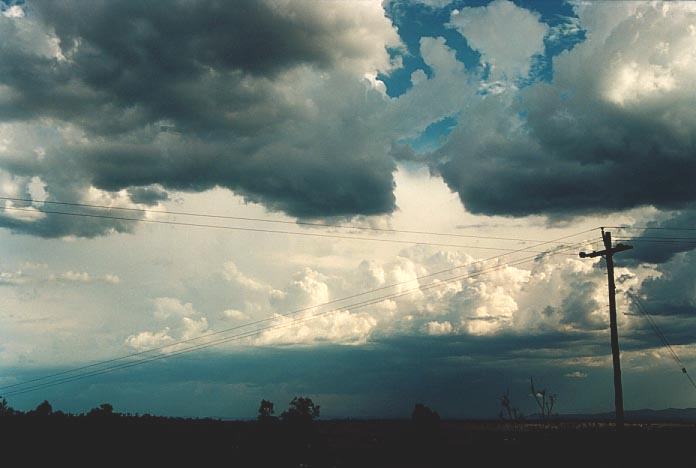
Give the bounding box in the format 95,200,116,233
0,0,24,11
517,0,586,83
400,115,459,155
383,1,586,97
382,1,586,150
381,0,486,98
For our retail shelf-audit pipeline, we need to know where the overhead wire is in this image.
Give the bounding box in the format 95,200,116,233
627,292,696,392
1,230,598,393
0,205,578,254
2,235,597,397
0,195,549,243
617,236,696,241
0,218,597,396
3,242,589,397
615,238,696,244
609,225,696,233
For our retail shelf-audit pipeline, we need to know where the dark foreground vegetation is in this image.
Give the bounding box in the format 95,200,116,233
1,398,695,467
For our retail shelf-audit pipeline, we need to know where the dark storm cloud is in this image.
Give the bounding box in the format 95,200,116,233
633,249,696,317
127,185,169,206
434,86,696,218
36,0,355,76
3,0,376,131
8,326,688,418
70,136,396,218
432,4,696,220
1,331,615,418
0,0,399,237
620,207,696,265
556,280,604,330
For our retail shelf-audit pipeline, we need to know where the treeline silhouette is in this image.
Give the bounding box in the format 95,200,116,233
0,395,325,423
1,396,695,467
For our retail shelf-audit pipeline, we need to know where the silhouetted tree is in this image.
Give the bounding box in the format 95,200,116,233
530,377,556,421
281,397,320,424
257,399,276,423
33,400,53,417
0,397,13,417
88,403,115,417
411,403,440,426
410,403,441,456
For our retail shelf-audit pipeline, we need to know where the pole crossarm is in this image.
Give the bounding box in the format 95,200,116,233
579,243,633,258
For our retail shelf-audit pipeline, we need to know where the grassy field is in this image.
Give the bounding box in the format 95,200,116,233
3,416,695,467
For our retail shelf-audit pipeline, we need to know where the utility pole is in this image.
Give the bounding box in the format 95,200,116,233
579,228,632,429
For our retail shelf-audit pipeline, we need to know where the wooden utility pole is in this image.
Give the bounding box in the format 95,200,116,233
579,229,632,429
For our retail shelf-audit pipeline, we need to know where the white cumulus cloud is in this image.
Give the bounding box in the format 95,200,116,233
449,0,548,80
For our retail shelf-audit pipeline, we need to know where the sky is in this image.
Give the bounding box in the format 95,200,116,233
1,0,696,419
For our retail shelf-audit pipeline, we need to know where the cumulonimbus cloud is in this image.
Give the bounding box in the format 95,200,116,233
434,2,696,219
0,0,402,236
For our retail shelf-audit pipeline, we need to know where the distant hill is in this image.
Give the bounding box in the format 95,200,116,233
562,408,696,422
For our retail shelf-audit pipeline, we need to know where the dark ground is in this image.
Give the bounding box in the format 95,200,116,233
2,417,695,467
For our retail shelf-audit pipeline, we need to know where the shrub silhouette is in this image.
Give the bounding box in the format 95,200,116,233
499,388,525,422
530,377,556,422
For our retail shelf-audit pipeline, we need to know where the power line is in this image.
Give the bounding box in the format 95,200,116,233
2,238,595,397
609,226,696,232
0,195,547,243
627,292,696,392
615,238,696,244
614,238,696,249
3,242,587,397
617,236,696,241
0,205,578,254
0,229,597,393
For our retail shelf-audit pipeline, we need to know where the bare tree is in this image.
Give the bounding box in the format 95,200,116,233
499,388,524,422
530,377,556,422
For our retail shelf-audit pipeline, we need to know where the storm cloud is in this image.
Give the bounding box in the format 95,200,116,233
434,2,696,218
4,0,696,418
2,1,696,239
0,0,402,236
